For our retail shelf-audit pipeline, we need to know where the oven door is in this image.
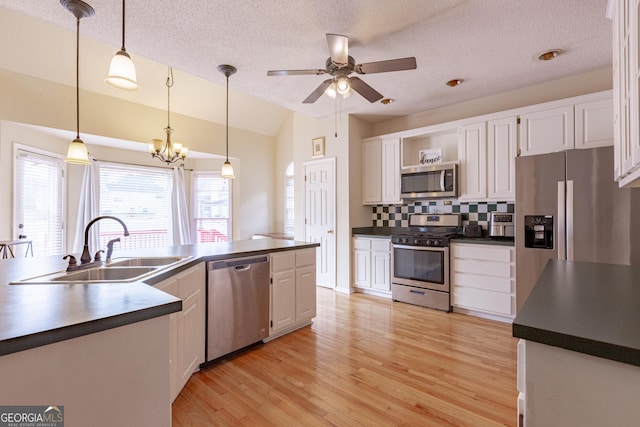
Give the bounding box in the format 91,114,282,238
392,244,449,292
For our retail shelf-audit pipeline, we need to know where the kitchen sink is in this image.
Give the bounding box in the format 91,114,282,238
49,267,157,282
107,256,189,267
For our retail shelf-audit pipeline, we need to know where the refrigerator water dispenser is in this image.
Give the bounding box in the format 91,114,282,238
524,215,554,249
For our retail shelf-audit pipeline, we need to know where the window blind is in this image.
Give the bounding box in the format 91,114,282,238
192,171,231,242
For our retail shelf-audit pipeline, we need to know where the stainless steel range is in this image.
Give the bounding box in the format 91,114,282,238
391,213,462,311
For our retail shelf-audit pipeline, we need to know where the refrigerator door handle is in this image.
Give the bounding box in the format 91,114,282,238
566,180,574,261
558,181,566,260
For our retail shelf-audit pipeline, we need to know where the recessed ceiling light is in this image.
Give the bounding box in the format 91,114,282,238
537,49,562,61
381,98,395,105
446,79,463,87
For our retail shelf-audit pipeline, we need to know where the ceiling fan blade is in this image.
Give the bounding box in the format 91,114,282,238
349,77,384,103
303,79,334,103
356,57,417,74
326,33,348,64
267,69,326,76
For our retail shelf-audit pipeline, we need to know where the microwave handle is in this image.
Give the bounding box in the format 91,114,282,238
440,170,446,192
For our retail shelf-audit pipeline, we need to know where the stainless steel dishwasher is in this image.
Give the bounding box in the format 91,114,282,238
205,255,270,363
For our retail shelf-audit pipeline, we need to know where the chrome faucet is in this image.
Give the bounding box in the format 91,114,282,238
106,238,121,262
80,216,129,264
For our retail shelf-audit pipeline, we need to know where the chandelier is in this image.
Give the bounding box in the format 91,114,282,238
149,66,188,164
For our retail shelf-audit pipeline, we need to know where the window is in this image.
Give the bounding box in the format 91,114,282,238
99,163,172,249
14,147,66,256
284,162,294,236
192,171,231,242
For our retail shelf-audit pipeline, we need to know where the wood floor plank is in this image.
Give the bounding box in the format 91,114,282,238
173,288,518,426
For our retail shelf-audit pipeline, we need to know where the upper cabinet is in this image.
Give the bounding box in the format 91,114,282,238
458,122,487,200
362,137,401,205
610,0,640,186
518,92,613,157
487,116,517,200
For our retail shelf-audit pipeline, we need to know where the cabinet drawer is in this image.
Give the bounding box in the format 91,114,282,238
452,272,513,293
453,258,512,278
452,244,512,262
271,252,295,273
296,248,316,267
353,238,371,250
453,287,514,316
371,238,390,252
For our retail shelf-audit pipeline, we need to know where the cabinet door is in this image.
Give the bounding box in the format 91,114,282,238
381,138,401,204
271,269,296,332
362,139,382,204
487,117,517,200
295,265,316,322
458,122,487,200
575,98,614,149
176,263,205,394
519,105,574,156
154,277,179,402
354,249,371,288
371,250,391,291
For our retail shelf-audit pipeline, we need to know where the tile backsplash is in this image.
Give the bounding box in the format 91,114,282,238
372,200,515,230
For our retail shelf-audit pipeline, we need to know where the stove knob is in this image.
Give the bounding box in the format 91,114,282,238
425,240,432,246
433,239,441,246
402,238,409,244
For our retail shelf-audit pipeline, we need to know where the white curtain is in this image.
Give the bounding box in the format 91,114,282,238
72,158,100,253
171,166,192,245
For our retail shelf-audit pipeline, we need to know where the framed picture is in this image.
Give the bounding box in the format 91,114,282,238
419,148,443,165
312,137,325,158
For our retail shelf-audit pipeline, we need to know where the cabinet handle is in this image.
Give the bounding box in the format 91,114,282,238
327,230,334,234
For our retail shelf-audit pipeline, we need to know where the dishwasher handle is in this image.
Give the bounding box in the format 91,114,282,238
207,255,269,271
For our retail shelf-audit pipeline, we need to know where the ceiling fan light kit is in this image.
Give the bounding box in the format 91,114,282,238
61,0,94,165
267,33,417,104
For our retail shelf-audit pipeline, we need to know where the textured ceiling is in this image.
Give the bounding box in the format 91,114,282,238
0,0,612,136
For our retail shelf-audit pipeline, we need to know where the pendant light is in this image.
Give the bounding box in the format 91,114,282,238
105,0,138,90
218,64,236,179
61,0,94,165
149,67,188,164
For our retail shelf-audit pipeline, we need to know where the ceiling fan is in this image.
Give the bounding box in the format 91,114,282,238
267,34,417,104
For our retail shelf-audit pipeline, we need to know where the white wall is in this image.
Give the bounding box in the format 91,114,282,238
0,69,277,246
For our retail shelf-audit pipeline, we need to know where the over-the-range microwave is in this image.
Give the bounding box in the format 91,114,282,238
400,163,458,199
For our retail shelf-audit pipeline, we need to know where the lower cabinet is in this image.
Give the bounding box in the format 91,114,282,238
353,236,391,294
269,248,317,339
153,262,205,403
450,243,515,320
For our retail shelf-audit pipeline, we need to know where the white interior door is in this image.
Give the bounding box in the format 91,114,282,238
304,158,336,288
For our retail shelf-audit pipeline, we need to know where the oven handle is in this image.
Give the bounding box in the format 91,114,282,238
393,244,446,252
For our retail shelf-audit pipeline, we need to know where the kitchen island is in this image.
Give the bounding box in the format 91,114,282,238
513,259,640,426
0,239,318,427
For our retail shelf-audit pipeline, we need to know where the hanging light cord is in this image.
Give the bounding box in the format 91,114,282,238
166,67,174,129
120,0,126,51
75,16,80,140
225,73,229,162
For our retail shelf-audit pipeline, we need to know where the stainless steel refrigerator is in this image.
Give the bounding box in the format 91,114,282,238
515,146,640,312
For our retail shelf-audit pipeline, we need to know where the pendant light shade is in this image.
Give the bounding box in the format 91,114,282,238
105,0,138,90
61,0,94,165
218,64,237,179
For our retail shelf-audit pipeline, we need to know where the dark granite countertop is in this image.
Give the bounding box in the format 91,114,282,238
352,227,514,246
0,239,318,357
513,260,640,367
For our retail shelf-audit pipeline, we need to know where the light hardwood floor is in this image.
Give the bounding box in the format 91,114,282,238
173,288,518,426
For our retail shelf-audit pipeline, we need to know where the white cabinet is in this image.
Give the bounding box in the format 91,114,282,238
362,137,401,205
575,98,614,149
519,104,574,156
269,248,317,339
458,122,487,200
450,243,515,320
153,262,205,402
487,116,517,200
610,0,640,186
353,236,391,294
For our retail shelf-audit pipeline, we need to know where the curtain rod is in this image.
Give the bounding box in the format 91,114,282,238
92,158,194,171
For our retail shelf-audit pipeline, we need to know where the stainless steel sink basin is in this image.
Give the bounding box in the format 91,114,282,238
49,267,157,282
107,256,188,267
